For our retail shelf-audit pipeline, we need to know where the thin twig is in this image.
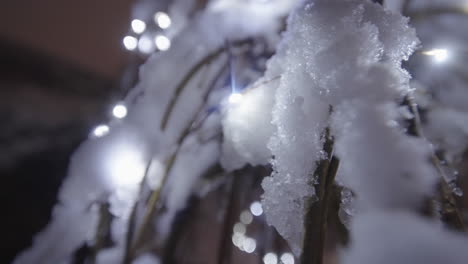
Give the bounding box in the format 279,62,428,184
128,56,231,258
405,95,465,231
301,127,340,264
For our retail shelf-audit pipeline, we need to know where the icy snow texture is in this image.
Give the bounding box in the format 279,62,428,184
221,0,436,256
342,211,468,264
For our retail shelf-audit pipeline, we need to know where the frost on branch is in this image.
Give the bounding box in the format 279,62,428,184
222,0,437,256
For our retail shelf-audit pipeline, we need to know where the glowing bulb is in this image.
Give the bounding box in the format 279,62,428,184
138,35,155,54
154,12,171,29
107,144,146,186
233,222,246,235
280,253,295,264
131,19,146,34
240,210,253,225
263,252,278,264
242,238,257,253
232,233,245,247
228,93,243,104
250,201,263,216
112,103,128,119
123,36,138,51
92,124,110,137
155,35,171,51
423,48,448,63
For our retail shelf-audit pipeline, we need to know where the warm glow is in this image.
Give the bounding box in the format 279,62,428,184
123,36,138,51
154,12,171,29
228,93,243,104
131,19,146,34
423,48,448,63
155,35,171,51
112,103,128,119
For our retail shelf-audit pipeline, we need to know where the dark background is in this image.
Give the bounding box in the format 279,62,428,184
0,1,135,262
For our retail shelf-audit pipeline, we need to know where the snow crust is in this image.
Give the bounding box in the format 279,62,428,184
221,0,438,256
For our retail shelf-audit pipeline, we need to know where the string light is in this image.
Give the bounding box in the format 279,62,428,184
263,252,278,264
131,19,146,34
112,103,128,119
106,143,146,186
240,210,253,225
242,237,257,253
154,12,171,29
92,124,110,137
233,222,246,235
228,93,243,104
423,48,448,63
138,35,155,54
155,35,171,51
250,201,263,216
123,36,138,51
280,253,295,264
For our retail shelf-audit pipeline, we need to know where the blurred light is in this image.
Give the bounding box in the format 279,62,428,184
92,124,110,137
228,93,243,104
154,12,171,29
138,35,155,54
131,19,146,34
242,238,257,253
250,201,263,216
112,103,128,119
263,252,278,264
108,144,146,186
280,253,295,264
123,36,138,51
423,48,448,63
240,210,253,225
155,35,171,51
232,233,245,247
233,222,246,235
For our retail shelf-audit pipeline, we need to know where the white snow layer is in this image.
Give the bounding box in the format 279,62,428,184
342,211,468,264
221,0,437,256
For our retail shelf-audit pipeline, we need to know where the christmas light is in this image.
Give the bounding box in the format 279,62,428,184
280,253,295,264
131,19,146,34
250,201,263,216
112,103,128,119
138,35,155,54
228,93,243,104
240,210,253,225
123,36,138,51
107,144,146,186
423,48,448,63
263,252,278,264
155,35,171,51
242,238,257,253
154,12,171,29
92,125,110,137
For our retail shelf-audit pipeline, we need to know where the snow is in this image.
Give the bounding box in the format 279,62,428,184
342,211,468,264
221,0,437,256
